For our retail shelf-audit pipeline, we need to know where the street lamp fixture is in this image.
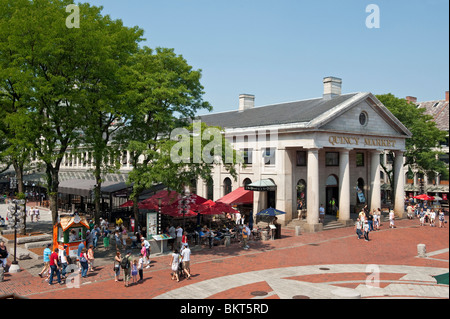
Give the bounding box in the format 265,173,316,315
7,199,26,273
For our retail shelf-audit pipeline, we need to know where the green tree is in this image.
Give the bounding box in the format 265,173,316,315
0,0,143,225
376,94,447,193
117,47,239,225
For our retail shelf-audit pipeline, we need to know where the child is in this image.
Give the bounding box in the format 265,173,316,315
138,253,145,282
131,259,138,284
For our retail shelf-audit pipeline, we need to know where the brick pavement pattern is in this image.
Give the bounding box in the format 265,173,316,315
0,217,448,299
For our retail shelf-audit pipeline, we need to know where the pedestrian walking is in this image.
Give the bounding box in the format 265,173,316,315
140,242,147,267
0,240,8,270
373,210,379,231
438,210,445,228
58,245,69,279
131,259,138,285
363,220,370,241
170,249,181,282
92,225,101,248
38,243,52,278
368,211,374,231
121,250,132,287
103,231,110,250
48,248,63,285
88,245,95,271
138,253,144,282
389,210,395,228
430,209,436,227
319,204,325,223
114,251,121,282
79,248,89,278
181,243,191,280
419,209,425,226
176,225,183,250
355,218,363,239
114,231,122,250
141,237,151,268
242,223,250,249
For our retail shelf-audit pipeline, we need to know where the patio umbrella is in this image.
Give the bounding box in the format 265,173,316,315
139,190,181,208
256,207,286,217
198,200,238,215
120,200,134,208
433,273,449,285
413,194,435,201
432,195,443,201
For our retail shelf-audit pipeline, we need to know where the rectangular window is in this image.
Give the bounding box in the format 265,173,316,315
356,152,365,167
263,148,276,165
242,148,253,165
386,153,394,164
325,152,339,166
296,151,307,166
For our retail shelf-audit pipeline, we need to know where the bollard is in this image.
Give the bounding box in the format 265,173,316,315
331,288,361,299
224,235,231,247
295,226,301,236
417,244,427,258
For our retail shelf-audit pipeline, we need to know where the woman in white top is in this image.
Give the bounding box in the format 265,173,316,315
170,249,181,282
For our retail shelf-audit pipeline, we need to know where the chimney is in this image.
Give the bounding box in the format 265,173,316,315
239,94,255,112
406,96,417,103
323,76,342,100
445,91,449,102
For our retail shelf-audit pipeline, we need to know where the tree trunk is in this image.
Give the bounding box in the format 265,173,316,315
46,167,60,226
94,163,102,226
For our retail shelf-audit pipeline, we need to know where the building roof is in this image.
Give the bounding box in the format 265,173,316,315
198,93,359,129
417,99,449,132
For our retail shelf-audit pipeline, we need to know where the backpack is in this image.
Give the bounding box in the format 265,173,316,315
120,256,130,269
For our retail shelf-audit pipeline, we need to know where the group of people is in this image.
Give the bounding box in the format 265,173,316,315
355,206,384,241
170,243,192,282
407,203,446,227
28,206,40,222
37,241,97,285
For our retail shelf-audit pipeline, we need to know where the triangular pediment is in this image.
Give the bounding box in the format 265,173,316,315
312,93,412,138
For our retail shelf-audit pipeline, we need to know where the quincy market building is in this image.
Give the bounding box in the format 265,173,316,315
197,77,412,232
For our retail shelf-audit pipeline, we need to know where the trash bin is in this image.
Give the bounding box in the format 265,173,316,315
275,224,282,239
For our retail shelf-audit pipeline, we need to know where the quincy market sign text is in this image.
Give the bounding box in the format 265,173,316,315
328,135,397,148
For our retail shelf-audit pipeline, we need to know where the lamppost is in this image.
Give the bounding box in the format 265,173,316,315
7,199,26,273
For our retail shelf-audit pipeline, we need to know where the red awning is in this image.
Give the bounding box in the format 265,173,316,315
216,187,253,206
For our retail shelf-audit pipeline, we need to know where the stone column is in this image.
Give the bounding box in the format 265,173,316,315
393,150,406,218
338,149,352,225
370,150,382,213
276,148,293,225
306,148,322,232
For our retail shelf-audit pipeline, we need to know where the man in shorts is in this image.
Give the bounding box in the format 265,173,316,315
180,243,191,279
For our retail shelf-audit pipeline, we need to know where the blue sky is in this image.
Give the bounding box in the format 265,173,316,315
82,0,449,115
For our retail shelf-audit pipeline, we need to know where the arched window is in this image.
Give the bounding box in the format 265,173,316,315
223,177,232,196
243,178,252,187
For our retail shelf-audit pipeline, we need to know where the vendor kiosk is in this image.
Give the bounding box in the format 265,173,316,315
53,214,89,259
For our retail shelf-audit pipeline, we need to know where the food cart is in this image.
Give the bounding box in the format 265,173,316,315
52,214,89,259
